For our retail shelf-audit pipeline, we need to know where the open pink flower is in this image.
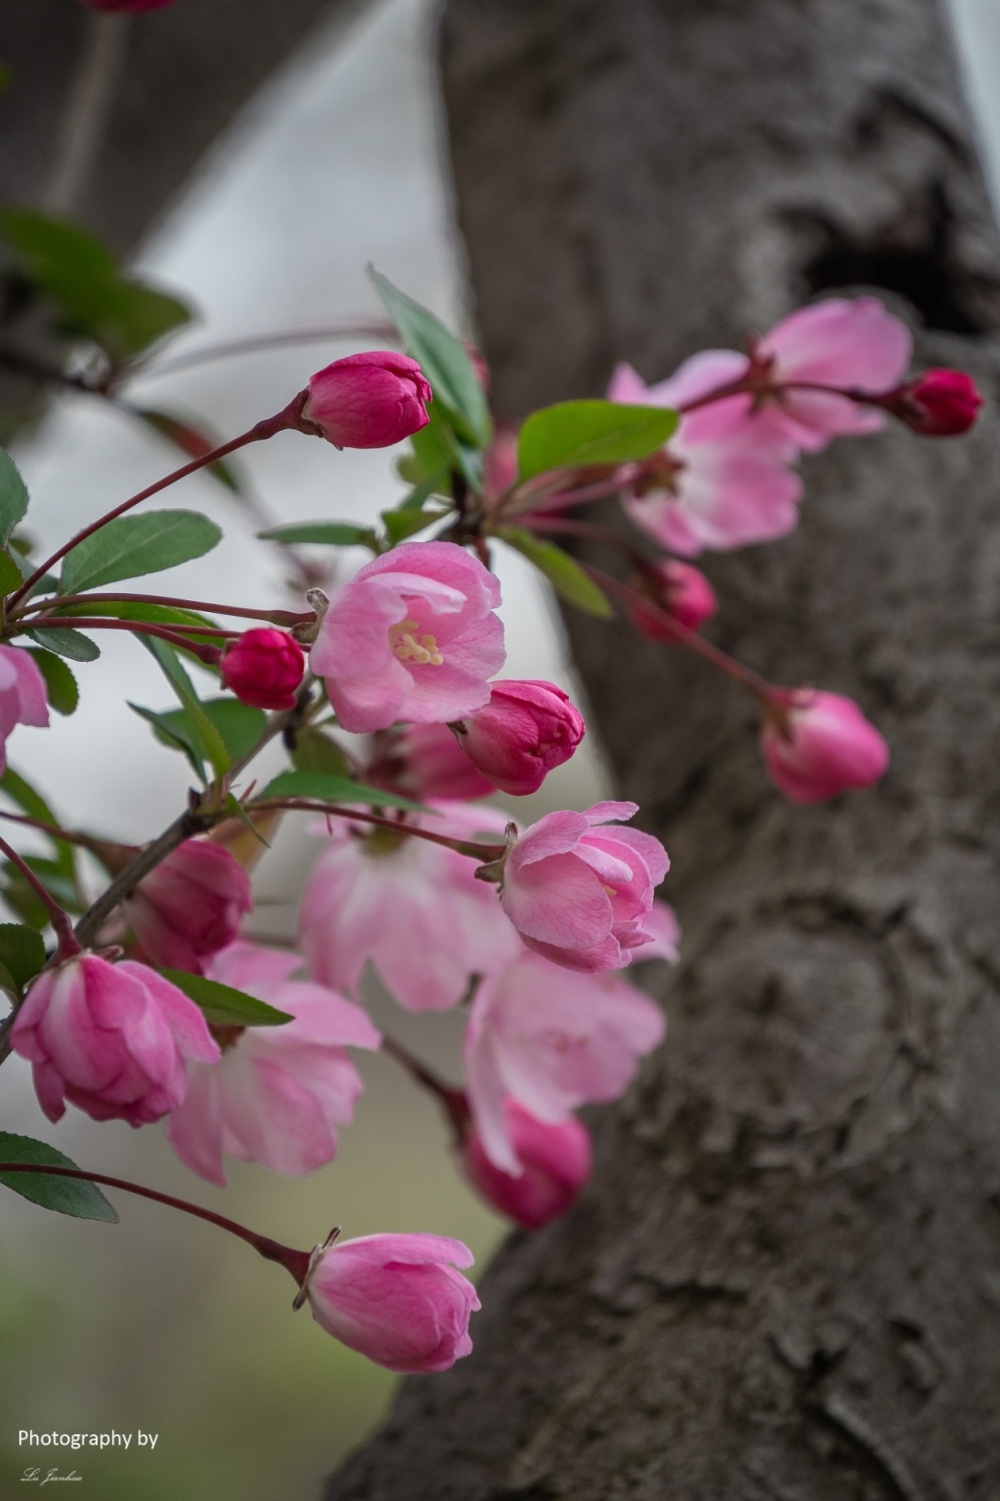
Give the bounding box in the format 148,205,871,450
300,803,519,1012
761,689,889,803
464,949,665,1173
165,942,380,1184
0,645,49,773
499,801,669,972
461,1098,592,1228
457,680,585,795
124,838,253,974
304,1232,479,1372
11,954,219,1127
310,541,505,733
610,361,802,556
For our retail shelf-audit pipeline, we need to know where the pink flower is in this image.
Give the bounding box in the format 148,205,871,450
760,689,889,803
0,645,49,773
303,1232,479,1372
461,1098,592,1228
610,361,802,556
456,680,585,795
879,369,984,436
11,954,219,1127
464,949,665,1173
499,800,669,972
752,297,913,451
220,629,305,711
365,723,495,802
165,942,380,1185
124,838,253,974
628,560,718,638
310,541,505,733
300,803,519,1012
301,351,432,449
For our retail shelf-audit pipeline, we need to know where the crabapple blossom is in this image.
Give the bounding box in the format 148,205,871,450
219,628,305,710
165,942,380,1184
124,838,252,974
301,351,432,449
461,1098,592,1228
497,800,669,972
760,689,889,803
10,954,219,1127
310,541,505,733
464,949,666,1173
456,679,586,795
303,1233,479,1372
365,722,495,802
300,803,518,1012
628,560,718,638
0,645,49,773
880,369,984,436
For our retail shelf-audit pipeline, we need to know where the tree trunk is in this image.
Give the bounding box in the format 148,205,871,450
326,2,1000,1496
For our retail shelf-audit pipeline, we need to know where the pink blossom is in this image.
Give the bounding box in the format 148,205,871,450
610,361,802,556
220,629,305,710
304,1232,479,1372
462,1098,592,1228
499,800,669,972
124,838,253,974
879,368,984,436
301,351,432,449
0,645,49,773
365,723,495,802
300,803,519,1012
628,560,718,637
464,949,665,1173
760,689,889,803
457,679,585,795
310,541,505,733
165,942,380,1185
11,954,219,1127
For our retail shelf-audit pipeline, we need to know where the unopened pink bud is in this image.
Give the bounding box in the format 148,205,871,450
301,351,432,448
629,560,718,639
462,1099,591,1228
761,689,889,803
880,369,984,437
457,679,585,795
125,839,253,974
220,628,305,711
303,1233,479,1372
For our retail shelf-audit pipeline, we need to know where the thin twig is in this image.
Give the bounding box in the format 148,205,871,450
44,13,131,216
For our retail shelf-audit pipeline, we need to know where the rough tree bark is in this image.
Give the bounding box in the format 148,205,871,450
326,2,1000,1497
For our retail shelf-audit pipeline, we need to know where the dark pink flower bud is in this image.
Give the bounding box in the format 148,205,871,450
462,1099,592,1228
301,351,432,449
880,369,984,436
761,689,889,803
456,679,585,795
220,628,305,711
628,560,718,639
124,838,253,974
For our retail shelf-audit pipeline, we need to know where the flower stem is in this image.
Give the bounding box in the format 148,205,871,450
249,798,508,861
380,1034,470,1142
15,592,312,626
0,831,80,958
16,617,223,662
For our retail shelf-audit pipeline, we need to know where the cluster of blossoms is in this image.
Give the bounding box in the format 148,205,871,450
0,273,982,1378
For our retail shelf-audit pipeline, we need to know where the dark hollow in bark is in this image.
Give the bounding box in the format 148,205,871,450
326,1,1000,1497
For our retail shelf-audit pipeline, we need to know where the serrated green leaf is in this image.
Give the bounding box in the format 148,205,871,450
59,509,221,595
0,450,29,545
0,1132,118,1222
26,648,78,715
499,528,614,618
290,727,352,778
517,400,678,482
257,770,426,811
369,271,491,448
257,521,379,549
23,626,99,662
158,970,292,1028
142,638,230,778
0,924,46,990
134,409,242,493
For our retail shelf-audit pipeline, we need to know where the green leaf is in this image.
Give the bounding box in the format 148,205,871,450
134,409,242,493
257,521,379,549
257,770,425,812
0,1132,118,1222
498,528,614,618
0,550,22,595
158,970,292,1029
27,648,78,715
142,638,231,779
0,450,29,545
128,702,204,779
59,509,222,595
400,473,450,510
153,698,266,765
381,506,449,546
0,924,46,990
517,400,678,481
369,270,491,448
23,626,99,662
290,727,352,778
0,768,76,881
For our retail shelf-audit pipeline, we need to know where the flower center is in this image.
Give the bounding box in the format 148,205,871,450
389,617,444,667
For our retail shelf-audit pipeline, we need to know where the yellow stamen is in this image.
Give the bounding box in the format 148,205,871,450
389,617,444,667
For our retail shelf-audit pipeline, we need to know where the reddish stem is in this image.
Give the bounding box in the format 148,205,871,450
20,617,223,661
380,1034,470,1142
250,798,507,861
0,830,80,958
16,592,312,626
